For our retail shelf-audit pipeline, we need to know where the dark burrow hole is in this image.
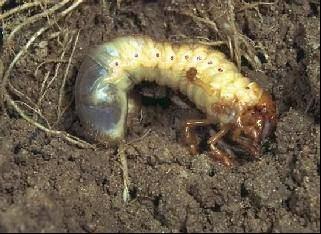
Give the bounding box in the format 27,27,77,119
208,168,215,177
241,56,254,70
68,155,75,162
240,183,249,198
242,19,255,41
179,217,188,233
129,186,138,199
153,194,161,207
152,194,167,225
296,48,305,63
137,82,171,108
209,203,222,212
140,95,171,108
13,143,21,154
309,2,320,17
257,51,268,64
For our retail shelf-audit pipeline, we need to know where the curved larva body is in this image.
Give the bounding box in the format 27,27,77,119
76,35,276,162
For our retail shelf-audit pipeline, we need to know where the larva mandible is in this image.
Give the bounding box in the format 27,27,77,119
75,35,276,166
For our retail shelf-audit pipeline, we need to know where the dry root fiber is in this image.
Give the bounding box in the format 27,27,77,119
0,0,92,148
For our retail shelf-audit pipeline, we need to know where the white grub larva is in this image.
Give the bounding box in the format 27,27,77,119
75,35,276,166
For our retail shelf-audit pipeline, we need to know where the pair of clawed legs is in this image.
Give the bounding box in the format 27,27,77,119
184,119,234,167
184,119,259,167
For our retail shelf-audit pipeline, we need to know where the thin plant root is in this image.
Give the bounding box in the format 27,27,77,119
1,26,49,99
0,1,42,21
57,30,80,123
8,82,39,111
118,142,131,203
5,92,94,148
34,59,69,77
14,100,52,129
37,41,71,107
116,129,152,203
238,0,279,14
6,0,72,43
169,34,226,47
168,0,275,70
1,0,91,149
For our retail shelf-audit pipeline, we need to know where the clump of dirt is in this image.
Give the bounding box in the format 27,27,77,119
0,0,320,232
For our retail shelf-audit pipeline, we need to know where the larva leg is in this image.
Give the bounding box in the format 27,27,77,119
233,137,260,157
184,119,212,155
239,125,261,145
230,129,260,157
209,145,234,167
208,125,234,167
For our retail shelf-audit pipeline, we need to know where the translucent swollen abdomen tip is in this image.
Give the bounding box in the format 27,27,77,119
75,56,128,143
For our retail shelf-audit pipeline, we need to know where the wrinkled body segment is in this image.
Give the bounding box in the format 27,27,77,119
75,35,276,166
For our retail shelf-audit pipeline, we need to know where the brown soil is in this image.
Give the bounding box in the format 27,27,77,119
0,0,320,232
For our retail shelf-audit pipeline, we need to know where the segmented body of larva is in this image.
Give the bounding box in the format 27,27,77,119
75,35,276,166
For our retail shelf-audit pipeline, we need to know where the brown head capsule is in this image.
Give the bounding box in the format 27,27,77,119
231,91,277,156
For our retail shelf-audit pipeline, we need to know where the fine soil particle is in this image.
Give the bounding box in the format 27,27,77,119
0,0,320,232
